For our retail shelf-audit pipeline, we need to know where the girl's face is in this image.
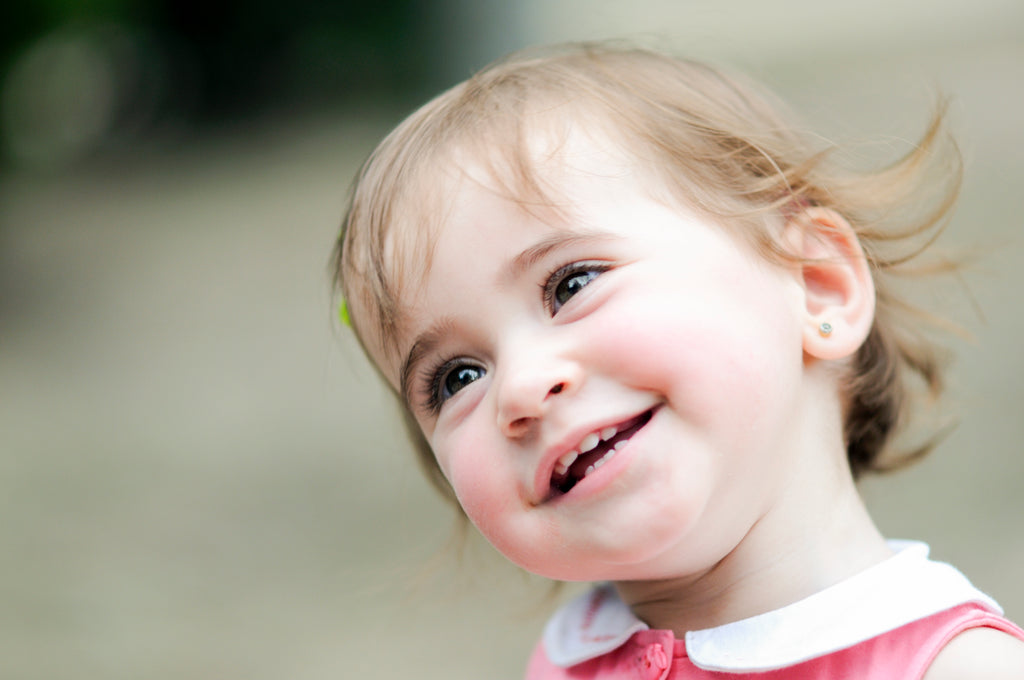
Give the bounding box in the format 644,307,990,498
379,139,814,582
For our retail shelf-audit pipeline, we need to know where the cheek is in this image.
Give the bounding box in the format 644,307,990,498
592,291,802,429
434,428,514,533
448,459,549,571
435,426,563,573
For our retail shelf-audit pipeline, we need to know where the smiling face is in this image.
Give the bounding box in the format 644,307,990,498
372,134,823,583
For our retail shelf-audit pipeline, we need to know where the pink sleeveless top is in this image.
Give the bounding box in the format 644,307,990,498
527,542,1024,680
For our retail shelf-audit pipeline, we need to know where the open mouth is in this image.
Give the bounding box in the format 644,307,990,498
549,409,654,497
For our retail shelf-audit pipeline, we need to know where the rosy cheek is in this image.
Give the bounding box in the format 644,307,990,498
438,432,513,533
589,312,694,386
450,468,500,523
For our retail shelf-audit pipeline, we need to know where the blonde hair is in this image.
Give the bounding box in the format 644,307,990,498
333,42,961,503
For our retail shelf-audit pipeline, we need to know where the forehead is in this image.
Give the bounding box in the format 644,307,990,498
349,105,705,389
369,128,644,364
393,124,642,286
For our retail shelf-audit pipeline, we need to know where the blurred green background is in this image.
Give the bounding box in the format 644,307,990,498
1,1,1022,678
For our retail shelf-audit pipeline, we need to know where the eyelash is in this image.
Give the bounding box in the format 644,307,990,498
420,356,479,416
542,260,612,314
418,260,612,416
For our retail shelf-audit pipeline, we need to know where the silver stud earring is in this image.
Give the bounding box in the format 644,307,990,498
819,322,833,337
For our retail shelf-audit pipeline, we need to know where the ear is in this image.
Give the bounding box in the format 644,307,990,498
788,207,876,361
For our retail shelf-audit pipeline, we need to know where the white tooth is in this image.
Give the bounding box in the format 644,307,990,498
558,451,579,469
600,426,617,441
614,440,628,451
579,432,600,453
585,464,595,476
554,461,568,475
594,457,605,469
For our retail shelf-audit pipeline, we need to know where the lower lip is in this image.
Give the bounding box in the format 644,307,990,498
549,408,656,506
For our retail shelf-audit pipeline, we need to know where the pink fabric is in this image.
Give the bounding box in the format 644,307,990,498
526,603,1024,679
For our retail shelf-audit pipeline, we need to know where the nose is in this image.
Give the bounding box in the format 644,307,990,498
496,346,581,438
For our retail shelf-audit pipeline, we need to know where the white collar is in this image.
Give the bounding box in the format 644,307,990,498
543,541,1002,672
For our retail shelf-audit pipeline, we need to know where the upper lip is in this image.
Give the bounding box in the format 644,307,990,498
531,408,654,504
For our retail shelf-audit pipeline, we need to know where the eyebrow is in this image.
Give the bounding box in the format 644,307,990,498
398,231,618,410
507,232,616,280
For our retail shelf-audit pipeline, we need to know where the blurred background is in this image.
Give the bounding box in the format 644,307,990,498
1,1,1022,678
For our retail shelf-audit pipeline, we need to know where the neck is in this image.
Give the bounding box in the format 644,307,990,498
614,468,890,634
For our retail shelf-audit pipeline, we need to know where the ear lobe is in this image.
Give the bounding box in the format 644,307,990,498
790,207,876,361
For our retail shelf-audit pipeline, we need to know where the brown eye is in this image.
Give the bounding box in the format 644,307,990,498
441,364,485,400
550,267,603,312
423,358,487,415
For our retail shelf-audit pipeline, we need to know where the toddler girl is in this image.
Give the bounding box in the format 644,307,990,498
331,44,1024,679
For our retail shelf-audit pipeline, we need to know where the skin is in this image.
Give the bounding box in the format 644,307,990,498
359,129,1024,675
925,627,1024,679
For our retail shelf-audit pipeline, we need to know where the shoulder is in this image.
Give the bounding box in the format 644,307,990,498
923,627,1024,680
